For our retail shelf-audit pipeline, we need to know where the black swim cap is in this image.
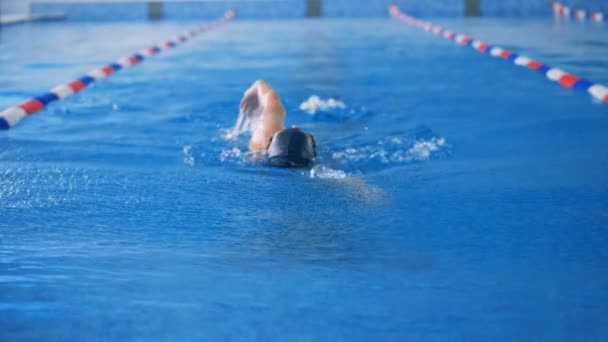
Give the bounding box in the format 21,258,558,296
267,128,316,168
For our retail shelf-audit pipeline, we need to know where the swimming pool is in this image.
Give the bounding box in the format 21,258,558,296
1,17,608,340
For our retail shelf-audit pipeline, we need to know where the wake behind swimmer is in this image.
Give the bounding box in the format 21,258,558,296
233,80,316,168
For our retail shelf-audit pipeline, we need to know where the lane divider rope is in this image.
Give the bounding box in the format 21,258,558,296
388,4,608,104
0,8,237,130
552,2,605,22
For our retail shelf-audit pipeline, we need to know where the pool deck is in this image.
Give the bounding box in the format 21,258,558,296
0,13,65,25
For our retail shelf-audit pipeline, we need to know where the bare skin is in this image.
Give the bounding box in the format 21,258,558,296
232,81,386,203
236,80,286,152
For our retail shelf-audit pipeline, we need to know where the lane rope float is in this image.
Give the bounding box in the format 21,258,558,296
388,4,608,104
0,8,237,130
552,2,605,22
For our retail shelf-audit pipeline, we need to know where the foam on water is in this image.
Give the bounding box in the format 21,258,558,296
405,137,447,161
299,95,346,115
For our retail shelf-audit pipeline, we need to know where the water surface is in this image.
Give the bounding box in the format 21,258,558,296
1,18,608,341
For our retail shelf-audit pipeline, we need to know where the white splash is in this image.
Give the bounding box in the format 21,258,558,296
221,128,239,141
406,137,446,161
299,95,346,115
223,110,261,141
332,137,447,163
309,165,348,179
220,147,244,162
183,145,195,166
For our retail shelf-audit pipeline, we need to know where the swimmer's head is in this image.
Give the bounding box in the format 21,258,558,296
266,127,316,169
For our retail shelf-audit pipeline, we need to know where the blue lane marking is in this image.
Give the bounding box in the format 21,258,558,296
507,54,519,62
35,92,59,106
572,79,593,92
0,118,9,130
537,65,551,75
79,76,95,85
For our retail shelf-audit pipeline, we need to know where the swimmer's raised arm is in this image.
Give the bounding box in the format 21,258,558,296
238,80,286,152
232,80,317,168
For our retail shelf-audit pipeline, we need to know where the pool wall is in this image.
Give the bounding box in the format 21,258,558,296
4,0,608,21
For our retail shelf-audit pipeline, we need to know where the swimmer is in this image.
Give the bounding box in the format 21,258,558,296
234,80,316,168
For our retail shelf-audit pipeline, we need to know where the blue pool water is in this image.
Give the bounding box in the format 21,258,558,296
1,18,608,340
